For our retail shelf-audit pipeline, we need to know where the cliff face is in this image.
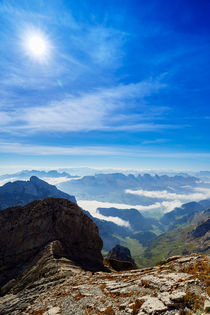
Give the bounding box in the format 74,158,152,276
0,198,104,292
0,176,76,210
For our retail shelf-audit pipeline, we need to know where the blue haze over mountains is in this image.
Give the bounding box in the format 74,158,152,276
0,170,209,262
59,172,199,205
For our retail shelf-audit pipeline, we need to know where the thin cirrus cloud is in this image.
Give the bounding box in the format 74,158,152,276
0,142,120,156
0,1,173,136
1,141,210,160
1,79,170,134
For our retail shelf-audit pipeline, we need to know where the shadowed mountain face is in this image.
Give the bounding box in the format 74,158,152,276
98,207,160,231
192,218,210,238
160,199,210,230
0,176,76,210
0,198,104,294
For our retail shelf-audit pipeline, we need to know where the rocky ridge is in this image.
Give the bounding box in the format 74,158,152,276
0,198,104,292
0,254,209,314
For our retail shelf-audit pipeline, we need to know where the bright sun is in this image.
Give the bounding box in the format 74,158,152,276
22,29,51,63
28,36,47,57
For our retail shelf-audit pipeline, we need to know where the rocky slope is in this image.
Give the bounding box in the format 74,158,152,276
0,198,104,294
0,254,209,314
0,176,76,210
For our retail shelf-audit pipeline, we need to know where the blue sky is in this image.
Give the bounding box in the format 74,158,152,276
0,0,210,171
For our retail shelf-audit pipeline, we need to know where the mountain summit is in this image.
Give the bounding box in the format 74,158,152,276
0,176,76,210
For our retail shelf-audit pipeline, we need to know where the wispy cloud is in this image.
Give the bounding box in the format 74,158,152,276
1,79,170,133
1,141,210,160
142,138,169,145
0,1,172,135
0,2,126,90
0,142,119,156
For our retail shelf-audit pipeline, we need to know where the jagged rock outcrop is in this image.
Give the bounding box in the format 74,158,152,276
106,245,137,270
0,176,76,210
0,198,104,295
0,254,209,314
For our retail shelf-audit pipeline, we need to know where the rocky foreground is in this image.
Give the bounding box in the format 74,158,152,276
0,198,209,314
0,254,209,314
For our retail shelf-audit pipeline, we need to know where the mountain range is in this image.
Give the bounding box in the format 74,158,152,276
0,176,209,268
58,172,199,205
0,169,78,181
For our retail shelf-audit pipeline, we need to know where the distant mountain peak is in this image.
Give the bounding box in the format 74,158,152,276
29,175,50,187
0,177,76,210
30,175,45,183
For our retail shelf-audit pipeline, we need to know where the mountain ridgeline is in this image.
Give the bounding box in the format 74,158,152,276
0,176,76,210
58,172,198,204
0,169,78,181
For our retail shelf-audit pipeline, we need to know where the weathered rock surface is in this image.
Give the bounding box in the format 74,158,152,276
0,198,104,293
0,176,76,210
0,254,209,314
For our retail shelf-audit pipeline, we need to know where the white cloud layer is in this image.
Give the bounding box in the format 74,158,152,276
125,188,210,201
78,200,131,227
77,199,184,218
78,186,210,225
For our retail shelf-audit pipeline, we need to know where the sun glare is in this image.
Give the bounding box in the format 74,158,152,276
22,29,51,63
28,36,47,56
